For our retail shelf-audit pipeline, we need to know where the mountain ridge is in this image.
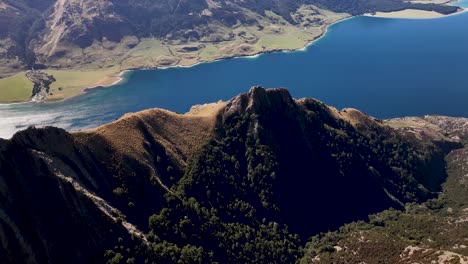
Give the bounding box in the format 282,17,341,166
0,87,465,263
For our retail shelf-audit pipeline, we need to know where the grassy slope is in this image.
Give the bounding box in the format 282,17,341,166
45,68,120,101
0,73,32,102
0,68,124,103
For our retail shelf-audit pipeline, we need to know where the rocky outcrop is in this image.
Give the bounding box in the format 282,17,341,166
224,86,295,114
25,70,56,102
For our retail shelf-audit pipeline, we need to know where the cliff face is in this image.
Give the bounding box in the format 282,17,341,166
0,87,463,263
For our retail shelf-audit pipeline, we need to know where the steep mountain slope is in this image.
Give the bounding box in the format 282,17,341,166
0,104,222,263
0,87,463,263
0,0,52,75
140,87,461,263
302,115,468,263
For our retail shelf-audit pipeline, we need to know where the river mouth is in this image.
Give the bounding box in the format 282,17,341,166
1,12,468,139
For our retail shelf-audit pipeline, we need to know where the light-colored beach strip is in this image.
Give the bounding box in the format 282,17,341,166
366,8,467,19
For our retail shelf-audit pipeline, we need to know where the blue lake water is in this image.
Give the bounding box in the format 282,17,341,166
456,0,468,7
1,11,468,138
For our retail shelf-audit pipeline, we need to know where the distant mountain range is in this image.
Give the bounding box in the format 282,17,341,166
1,87,467,263
0,0,459,77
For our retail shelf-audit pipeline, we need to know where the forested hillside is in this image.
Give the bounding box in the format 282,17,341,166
0,87,464,263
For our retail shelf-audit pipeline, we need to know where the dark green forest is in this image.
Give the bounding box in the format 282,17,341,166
0,88,464,263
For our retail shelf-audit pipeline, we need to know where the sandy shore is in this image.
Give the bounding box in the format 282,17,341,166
88,70,129,89
365,8,466,19
91,76,121,87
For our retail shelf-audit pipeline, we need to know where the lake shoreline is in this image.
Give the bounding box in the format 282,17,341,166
85,70,130,89
1,6,465,105
364,7,467,19
33,14,356,104
54,6,468,103
2,8,468,139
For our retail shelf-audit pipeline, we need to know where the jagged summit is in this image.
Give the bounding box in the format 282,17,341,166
246,86,294,112
225,86,294,114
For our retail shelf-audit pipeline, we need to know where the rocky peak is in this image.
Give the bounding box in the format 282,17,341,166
224,86,295,114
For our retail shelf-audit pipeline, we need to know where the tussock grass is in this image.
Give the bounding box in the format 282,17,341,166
77,102,225,165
